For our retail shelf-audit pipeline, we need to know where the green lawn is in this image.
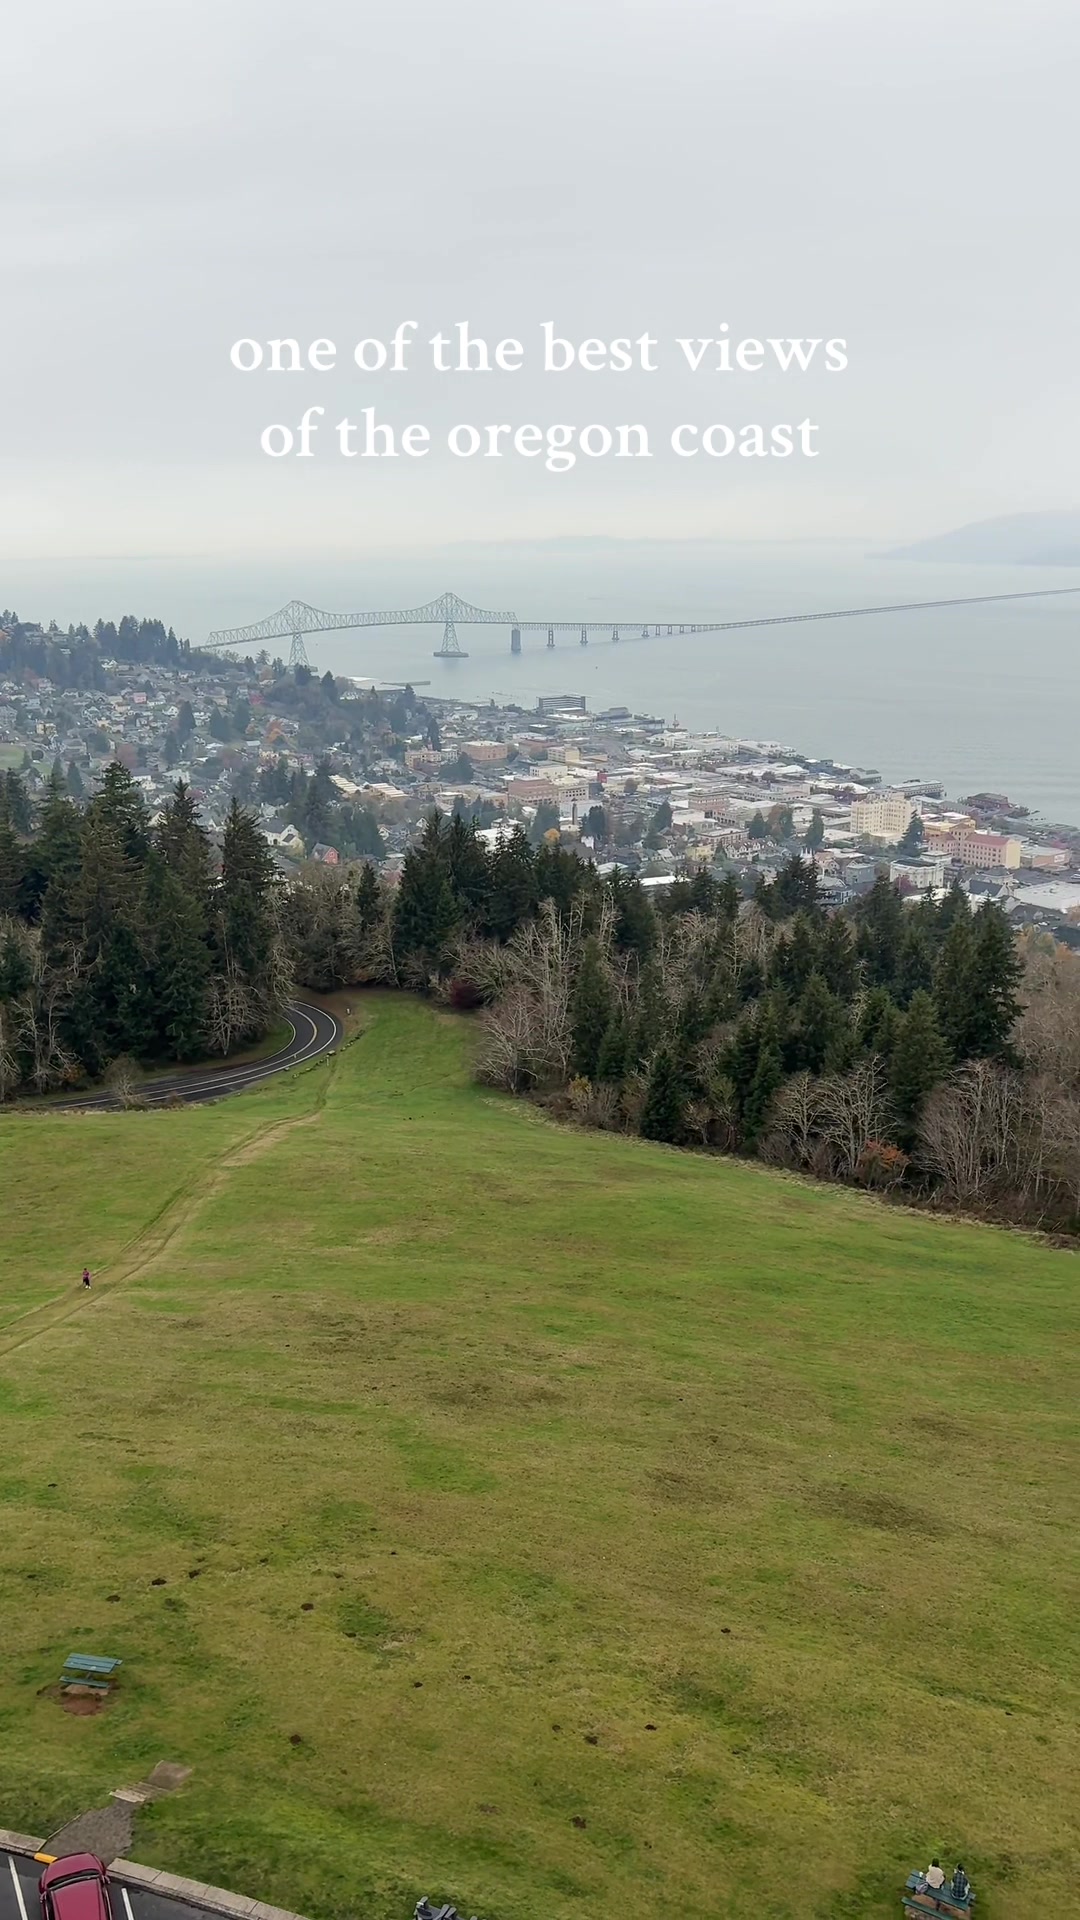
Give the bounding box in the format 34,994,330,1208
0,996,1076,1920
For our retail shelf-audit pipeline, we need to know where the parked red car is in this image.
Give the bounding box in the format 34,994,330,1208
39,1856,114,1920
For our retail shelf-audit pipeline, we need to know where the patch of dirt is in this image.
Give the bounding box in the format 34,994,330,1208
811,1484,942,1535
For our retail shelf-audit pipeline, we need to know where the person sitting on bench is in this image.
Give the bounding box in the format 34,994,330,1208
924,1862,946,1891
951,1865,971,1901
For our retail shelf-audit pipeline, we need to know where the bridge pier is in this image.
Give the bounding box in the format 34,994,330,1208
547,626,555,649
434,617,468,658
511,626,521,655
580,626,588,646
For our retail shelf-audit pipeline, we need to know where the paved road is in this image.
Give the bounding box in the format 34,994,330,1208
4,1851,220,1920
58,1001,343,1111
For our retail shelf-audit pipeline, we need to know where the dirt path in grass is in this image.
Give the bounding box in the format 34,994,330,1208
0,1105,326,1364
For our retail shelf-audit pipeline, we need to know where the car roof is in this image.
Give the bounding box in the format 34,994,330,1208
40,1858,107,1887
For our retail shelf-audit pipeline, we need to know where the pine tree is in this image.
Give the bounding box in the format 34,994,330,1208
933,915,977,1060
775,913,817,994
88,761,150,861
817,913,859,999
570,937,615,1078
857,983,900,1057
967,902,1023,1061
890,990,949,1133
611,872,656,960
855,872,904,987
66,759,85,800
355,862,382,930
445,812,490,919
215,799,280,1001
795,971,843,1074
743,1039,784,1144
33,776,85,958
484,828,537,942
896,813,925,858
629,960,666,1067
804,808,825,851
156,780,212,908
640,1045,685,1143
895,917,935,1006
392,847,460,979
0,814,24,919
143,858,211,1060
596,1014,629,1082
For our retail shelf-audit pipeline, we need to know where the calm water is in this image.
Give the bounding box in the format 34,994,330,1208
5,542,1079,823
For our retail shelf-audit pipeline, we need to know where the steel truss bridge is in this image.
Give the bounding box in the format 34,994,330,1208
204,583,1080,670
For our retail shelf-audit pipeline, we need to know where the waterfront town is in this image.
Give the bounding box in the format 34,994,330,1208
3,610,1080,943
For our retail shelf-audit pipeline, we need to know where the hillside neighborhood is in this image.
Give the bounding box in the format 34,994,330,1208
3,611,1080,941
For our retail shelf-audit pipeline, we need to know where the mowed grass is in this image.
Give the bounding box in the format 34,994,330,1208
0,998,1077,1920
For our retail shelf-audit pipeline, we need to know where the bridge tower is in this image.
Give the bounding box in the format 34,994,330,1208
547,626,555,649
289,631,311,670
510,626,521,655
580,625,588,646
434,618,468,658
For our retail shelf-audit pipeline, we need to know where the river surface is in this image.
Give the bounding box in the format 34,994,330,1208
5,541,1078,824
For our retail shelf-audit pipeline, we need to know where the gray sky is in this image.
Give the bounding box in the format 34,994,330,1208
3,0,1077,561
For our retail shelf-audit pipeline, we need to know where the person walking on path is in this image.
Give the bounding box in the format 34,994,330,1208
81,1267,92,1289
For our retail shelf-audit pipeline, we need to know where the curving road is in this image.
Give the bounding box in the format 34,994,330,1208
57,1000,344,1111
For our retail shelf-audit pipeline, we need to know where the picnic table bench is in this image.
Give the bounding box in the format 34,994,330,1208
903,1874,975,1919
61,1654,122,1693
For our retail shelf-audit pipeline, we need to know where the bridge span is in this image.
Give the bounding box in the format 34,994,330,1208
204,583,1080,669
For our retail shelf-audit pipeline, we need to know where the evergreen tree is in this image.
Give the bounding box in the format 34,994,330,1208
570,937,615,1078
66,758,85,800
596,1013,629,1081
629,960,666,1067
743,1038,784,1144
895,912,936,1004
817,913,859,999
640,1045,685,1143
748,810,768,841
0,815,24,919
967,902,1024,1061
854,872,904,987
2,771,32,832
769,855,820,918
804,808,825,850
355,861,382,930
933,914,977,1060
535,841,588,915
610,871,656,961
156,780,212,907
794,971,843,1075
89,761,150,861
444,811,490,918
774,913,817,995
143,857,211,1059
897,812,925,858
392,847,460,978
890,990,949,1133
484,827,537,942
215,799,280,1002
857,983,900,1057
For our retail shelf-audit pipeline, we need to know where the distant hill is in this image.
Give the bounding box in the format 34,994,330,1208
885,512,1080,566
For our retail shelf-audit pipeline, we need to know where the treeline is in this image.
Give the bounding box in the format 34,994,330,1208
0,613,192,690
281,812,1080,1233
0,767,290,1096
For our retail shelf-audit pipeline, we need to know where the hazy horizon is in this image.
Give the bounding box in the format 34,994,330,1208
4,0,1080,561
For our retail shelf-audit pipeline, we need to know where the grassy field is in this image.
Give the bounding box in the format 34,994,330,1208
0,996,1076,1920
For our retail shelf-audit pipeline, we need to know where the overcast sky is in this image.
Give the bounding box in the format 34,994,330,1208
3,0,1077,564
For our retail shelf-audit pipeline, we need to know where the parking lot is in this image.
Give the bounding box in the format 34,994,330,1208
4,1850,238,1920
